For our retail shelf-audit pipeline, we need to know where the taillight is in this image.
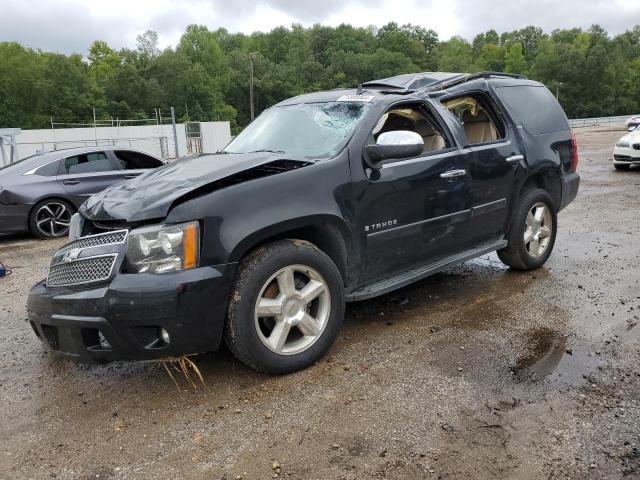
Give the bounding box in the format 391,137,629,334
570,131,579,172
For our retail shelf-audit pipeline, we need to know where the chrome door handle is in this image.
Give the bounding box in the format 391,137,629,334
440,169,467,179
506,154,524,163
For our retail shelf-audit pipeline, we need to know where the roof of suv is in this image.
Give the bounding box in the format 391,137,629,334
276,71,533,107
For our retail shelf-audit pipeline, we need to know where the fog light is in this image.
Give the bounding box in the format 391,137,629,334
160,328,170,344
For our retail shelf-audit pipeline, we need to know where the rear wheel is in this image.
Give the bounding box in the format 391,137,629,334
498,188,557,270
29,199,74,239
224,239,345,374
614,164,631,170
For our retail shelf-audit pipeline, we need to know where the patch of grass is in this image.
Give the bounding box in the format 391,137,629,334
160,355,205,394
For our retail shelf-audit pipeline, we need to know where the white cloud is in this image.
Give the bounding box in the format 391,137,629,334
0,0,638,55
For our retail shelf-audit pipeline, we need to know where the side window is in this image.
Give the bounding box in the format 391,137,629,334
371,104,449,154
442,95,505,145
495,85,569,135
113,150,163,170
33,160,61,177
62,152,113,174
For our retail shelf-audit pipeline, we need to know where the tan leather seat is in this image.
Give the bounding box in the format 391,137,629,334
461,110,498,144
415,120,446,153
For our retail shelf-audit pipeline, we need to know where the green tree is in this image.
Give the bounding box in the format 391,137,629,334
3,23,640,130
505,43,527,74
478,44,505,71
437,36,474,72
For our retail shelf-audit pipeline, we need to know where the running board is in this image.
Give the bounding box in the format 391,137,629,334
346,240,508,302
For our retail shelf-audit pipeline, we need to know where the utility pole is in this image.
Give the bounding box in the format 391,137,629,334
249,52,258,121
50,116,57,150
550,80,563,101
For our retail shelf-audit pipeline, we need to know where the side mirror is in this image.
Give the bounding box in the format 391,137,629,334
365,131,424,168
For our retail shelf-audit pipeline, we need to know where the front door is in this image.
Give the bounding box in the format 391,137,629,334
355,102,471,284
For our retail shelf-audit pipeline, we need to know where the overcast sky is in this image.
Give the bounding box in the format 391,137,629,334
1,0,639,55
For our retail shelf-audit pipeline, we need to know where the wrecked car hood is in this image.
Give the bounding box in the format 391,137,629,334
81,152,304,222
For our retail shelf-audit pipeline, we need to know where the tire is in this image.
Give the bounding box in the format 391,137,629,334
614,164,630,171
497,188,557,271
29,199,75,239
224,239,345,374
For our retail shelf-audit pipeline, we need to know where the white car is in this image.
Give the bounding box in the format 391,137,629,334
613,126,640,170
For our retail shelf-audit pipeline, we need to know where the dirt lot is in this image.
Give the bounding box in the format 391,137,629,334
1,127,639,480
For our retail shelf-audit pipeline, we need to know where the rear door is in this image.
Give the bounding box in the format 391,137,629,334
57,151,124,205
440,92,522,249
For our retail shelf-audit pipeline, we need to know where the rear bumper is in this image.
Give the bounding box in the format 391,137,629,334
0,203,30,233
27,265,235,363
559,172,580,211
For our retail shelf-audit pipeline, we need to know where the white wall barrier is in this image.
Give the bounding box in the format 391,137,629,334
13,122,231,161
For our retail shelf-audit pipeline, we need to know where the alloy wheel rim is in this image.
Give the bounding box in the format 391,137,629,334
524,202,552,258
36,202,71,237
254,264,331,356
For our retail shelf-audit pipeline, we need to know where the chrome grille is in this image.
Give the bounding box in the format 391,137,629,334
47,254,117,287
56,230,128,256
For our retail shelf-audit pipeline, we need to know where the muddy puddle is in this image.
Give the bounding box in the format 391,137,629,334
511,324,639,386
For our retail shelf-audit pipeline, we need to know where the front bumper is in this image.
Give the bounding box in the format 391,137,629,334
613,146,640,164
27,265,235,363
559,172,580,211
0,203,31,233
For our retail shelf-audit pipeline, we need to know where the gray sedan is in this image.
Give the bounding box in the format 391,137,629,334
0,147,164,238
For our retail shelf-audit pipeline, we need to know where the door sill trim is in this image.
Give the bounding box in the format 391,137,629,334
347,239,508,301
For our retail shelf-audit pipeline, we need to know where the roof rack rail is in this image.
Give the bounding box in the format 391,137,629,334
423,71,528,92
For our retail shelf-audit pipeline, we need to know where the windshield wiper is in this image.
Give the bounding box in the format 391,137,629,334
222,149,286,155
247,149,286,154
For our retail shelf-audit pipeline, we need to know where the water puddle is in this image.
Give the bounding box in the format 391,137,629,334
512,328,566,382
511,328,599,385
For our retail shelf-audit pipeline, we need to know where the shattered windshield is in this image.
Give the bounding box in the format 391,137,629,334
224,101,370,159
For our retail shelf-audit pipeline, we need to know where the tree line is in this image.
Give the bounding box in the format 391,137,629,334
1,23,639,133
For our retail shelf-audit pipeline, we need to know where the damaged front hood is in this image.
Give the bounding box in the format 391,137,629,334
81,152,306,222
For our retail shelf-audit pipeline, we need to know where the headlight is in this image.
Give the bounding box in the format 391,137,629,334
616,142,630,148
126,221,200,274
68,213,83,241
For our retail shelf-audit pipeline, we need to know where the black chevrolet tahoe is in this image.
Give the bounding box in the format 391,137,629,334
27,72,580,373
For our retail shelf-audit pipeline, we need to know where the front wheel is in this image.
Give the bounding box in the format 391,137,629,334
498,188,557,270
224,240,345,374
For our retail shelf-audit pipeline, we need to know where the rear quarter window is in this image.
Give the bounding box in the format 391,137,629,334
495,85,569,135
33,160,61,177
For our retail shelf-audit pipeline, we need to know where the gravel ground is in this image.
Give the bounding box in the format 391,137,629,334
1,127,639,480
